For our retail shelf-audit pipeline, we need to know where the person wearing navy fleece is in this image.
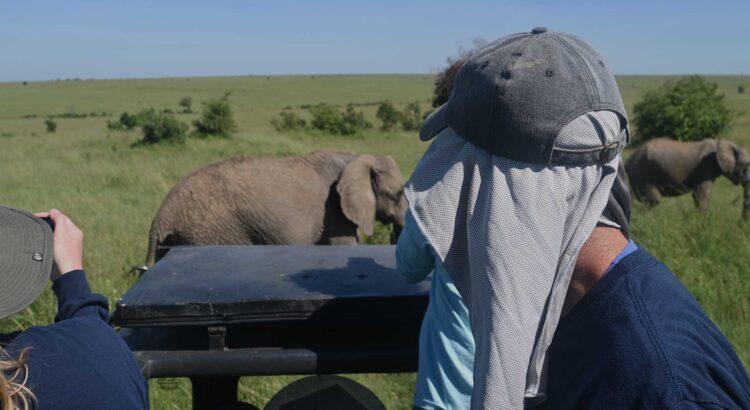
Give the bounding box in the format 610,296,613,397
399,157,750,409
1,208,148,409
540,227,750,409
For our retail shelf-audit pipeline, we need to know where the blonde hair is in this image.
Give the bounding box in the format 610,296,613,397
0,347,34,410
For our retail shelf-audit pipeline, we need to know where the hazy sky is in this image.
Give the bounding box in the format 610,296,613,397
1,0,748,82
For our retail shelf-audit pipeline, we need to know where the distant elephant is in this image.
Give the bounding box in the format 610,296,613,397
145,151,408,266
625,138,750,213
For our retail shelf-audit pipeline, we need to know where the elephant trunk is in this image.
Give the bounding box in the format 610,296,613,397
743,182,750,220
390,222,403,244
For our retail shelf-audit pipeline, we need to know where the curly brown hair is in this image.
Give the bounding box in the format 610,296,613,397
0,347,34,410
432,39,486,108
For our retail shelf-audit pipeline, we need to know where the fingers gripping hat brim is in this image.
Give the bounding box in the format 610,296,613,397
0,206,54,320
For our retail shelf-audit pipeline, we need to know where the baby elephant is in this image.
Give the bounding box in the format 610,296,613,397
145,151,407,265
625,138,750,212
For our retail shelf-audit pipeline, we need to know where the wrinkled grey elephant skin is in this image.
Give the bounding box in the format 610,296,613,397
146,151,408,265
625,138,750,215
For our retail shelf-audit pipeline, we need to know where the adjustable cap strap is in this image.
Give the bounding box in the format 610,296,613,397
550,128,628,166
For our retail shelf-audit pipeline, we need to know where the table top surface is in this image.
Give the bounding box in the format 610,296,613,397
114,245,430,327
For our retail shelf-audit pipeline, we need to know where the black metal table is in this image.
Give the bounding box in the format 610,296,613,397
114,245,430,409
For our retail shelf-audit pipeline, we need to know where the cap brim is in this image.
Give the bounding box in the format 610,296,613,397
0,206,53,320
419,104,449,141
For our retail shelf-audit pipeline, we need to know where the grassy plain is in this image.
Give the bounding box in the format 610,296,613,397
1,74,749,409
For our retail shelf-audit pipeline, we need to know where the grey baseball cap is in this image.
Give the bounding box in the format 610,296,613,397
421,27,629,166
0,206,53,319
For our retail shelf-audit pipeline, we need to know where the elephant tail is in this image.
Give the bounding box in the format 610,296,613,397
145,224,165,268
145,228,158,268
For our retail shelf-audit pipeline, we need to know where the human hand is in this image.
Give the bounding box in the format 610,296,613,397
34,209,84,279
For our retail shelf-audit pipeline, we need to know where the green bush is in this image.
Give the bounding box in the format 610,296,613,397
632,75,735,143
44,118,57,133
376,101,402,131
179,96,193,113
271,111,307,132
193,93,237,138
400,102,422,131
139,112,188,145
340,104,372,135
307,103,371,135
740,85,746,94
106,119,125,131
119,112,141,130
309,103,343,133
108,110,162,131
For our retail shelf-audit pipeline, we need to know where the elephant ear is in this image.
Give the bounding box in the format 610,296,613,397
337,155,377,236
717,140,738,175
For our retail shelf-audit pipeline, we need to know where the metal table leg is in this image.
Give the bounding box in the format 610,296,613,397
191,376,239,410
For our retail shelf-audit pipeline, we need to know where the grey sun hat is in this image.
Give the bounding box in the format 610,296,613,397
421,26,629,166
0,206,54,319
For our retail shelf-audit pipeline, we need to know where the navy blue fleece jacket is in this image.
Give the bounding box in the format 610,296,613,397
540,247,750,409
6,270,149,409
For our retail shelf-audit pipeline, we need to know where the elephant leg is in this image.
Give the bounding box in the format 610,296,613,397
692,181,713,212
644,185,662,207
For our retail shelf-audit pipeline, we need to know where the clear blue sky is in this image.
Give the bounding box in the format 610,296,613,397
1,0,748,82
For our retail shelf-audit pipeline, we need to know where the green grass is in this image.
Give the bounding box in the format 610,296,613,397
1,74,749,409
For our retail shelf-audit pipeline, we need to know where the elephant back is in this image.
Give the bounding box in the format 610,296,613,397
154,155,332,247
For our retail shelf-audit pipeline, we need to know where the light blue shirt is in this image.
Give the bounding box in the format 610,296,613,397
396,208,637,410
607,239,638,272
396,210,475,410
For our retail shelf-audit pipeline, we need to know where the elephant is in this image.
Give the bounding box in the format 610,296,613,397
145,151,408,266
625,138,750,214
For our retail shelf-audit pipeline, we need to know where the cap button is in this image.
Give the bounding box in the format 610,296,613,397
531,27,548,34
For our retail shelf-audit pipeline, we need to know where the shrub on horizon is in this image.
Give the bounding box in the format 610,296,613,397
307,103,371,135
179,96,193,113
271,111,307,132
139,112,188,145
44,118,57,133
400,102,422,131
376,101,401,131
340,104,372,135
308,103,343,133
193,93,237,138
119,112,140,130
632,75,736,144
106,119,125,131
